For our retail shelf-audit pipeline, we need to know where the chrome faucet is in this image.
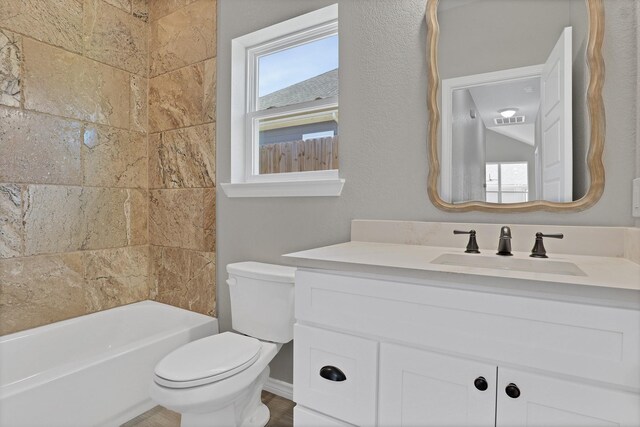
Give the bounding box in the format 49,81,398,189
497,226,513,256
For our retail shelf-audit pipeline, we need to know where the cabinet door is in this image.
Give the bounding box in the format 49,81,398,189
496,368,640,427
378,343,497,427
294,325,378,426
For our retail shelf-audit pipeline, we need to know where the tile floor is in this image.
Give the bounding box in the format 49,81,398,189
122,391,294,427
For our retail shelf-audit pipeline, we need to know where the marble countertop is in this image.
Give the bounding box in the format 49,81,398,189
284,240,640,292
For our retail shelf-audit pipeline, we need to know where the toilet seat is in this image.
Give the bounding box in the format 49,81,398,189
154,332,262,389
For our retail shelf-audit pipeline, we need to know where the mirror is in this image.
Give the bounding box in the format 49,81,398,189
426,0,604,212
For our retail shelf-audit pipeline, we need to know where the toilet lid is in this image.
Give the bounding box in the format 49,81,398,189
154,332,261,388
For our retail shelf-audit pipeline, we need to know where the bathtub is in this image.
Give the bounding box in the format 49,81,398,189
0,300,218,427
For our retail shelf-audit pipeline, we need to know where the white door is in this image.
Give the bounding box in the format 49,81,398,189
496,368,640,427
378,343,497,427
540,27,573,202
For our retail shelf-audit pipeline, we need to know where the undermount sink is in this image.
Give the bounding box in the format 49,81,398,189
431,253,587,277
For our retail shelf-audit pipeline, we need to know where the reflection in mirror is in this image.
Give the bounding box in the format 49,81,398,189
430,0,604,209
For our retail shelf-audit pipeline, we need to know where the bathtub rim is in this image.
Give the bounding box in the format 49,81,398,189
0,300,218,399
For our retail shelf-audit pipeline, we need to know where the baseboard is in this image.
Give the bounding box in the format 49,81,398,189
264,377,293,401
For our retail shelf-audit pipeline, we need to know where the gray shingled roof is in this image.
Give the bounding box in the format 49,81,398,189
258,68,338,110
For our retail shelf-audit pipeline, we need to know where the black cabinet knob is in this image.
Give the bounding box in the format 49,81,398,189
319,366,346,382
474,376,488,391
505,383,521,399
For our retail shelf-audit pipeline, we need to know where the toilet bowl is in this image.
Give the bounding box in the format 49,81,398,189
150,262,296,427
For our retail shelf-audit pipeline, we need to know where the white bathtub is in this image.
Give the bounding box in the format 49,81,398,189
0,300,218,427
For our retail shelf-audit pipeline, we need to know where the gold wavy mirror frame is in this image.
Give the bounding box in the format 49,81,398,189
426,0,605,213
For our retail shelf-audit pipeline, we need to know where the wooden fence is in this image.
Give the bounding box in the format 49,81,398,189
259,136,339,174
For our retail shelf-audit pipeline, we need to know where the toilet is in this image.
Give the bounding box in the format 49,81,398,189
150,262,296,427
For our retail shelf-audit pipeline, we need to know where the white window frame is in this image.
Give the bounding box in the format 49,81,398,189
222,4,344,198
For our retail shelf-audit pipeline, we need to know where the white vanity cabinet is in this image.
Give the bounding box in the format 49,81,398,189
379,345,640,427
293,269,640,427
378,343,497,427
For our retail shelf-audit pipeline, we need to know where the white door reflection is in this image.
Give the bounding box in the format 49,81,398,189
441,27,573,204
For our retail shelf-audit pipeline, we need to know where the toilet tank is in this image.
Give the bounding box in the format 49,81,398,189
227,262,296,343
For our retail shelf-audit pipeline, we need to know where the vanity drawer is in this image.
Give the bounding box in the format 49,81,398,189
295,270,640,390
294,406,356,427
293,325,378,426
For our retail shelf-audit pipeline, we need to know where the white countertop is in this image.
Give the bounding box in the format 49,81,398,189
284,240,640,292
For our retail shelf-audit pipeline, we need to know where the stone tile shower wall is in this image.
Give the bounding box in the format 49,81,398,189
0,0,150,335
147,0,217,317
0,0,218,335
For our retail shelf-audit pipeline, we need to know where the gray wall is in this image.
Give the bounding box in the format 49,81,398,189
437,0,587,79
217,0,639,383
452,89,485,202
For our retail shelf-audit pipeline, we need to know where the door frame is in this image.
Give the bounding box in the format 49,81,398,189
440,65,544,203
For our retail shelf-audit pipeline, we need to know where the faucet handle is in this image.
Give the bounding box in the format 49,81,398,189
530,232,564,258
453,230,480,254
499,226,512,238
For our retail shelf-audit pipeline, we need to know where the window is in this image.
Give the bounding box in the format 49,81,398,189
223,4,343,198
486,162,529,203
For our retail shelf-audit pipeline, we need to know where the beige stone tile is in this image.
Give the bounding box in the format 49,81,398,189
23,186,148,255
0,184,23,259
0,0,83,53
147,133,162,185
23,38,130,128
203,57,216,123
149,63,204,132
149,123,215,189
203,188,215,252
83,125,147,188
84,245,149,312
103,0,131,13
0,30,21,108
149,189,206,250
81,187,148,250
23,185,84,256
149,0,216,77
0,253,86,335
0,107,82,185
149,0,188,22
83,0,148,75
150,246,215,316
132,0,149,22
130,74,148,133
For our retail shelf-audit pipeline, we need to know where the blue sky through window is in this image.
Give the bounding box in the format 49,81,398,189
258,35,339,97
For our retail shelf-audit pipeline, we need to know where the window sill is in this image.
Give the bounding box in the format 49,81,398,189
221,179,345,198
